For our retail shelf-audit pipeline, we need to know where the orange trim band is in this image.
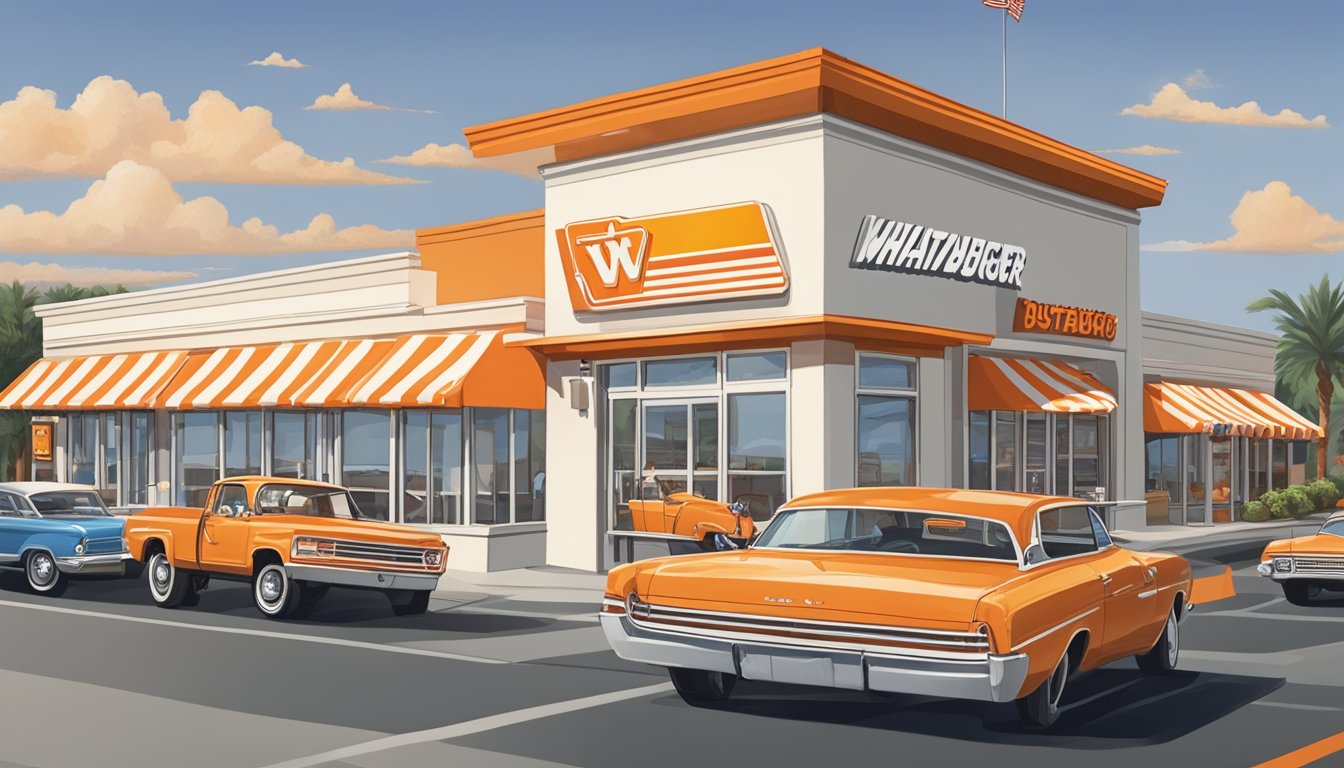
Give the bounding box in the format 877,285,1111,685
465,48,1166,210
508,314,992,360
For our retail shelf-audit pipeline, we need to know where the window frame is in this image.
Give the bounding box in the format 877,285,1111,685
854,351,919,487
1024,502,1114,569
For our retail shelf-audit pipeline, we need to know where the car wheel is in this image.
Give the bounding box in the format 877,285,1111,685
146,551,189,608
668,667,737,706
24,551,67,596
253,562,300,619
1283,581,1316,606
1136,605,1180,674
387,589,431,616
1017,652,1069,728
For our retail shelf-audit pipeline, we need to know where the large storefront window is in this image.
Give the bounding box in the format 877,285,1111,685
403,411,467,525
473,408,510,524
69,413,98,487
514,409,546,522
103,413,120,505
272,411,320,480
174,412,219,507
67,412,151,506
970,411,1110,498
224,411,262,477
126,412,150,505
342,410,391,520
856,354,917,487
729,392,786,517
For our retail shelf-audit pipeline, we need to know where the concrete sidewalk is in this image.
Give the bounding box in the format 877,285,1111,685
431,565,606,617
1114,512,1330,553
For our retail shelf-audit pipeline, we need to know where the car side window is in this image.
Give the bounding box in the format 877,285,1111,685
213,485,249,517
1037,506,1100,559
1088,508,1113,548
0,492,18,516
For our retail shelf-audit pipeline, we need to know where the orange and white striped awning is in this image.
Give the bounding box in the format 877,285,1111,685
158,339,396,410
968,355,1117,413
344,331,545,409
0,351,187,410
1143,382,1321,439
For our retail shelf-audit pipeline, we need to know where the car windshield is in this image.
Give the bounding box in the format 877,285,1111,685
1321,519,1344,538
253,484,363,519
753,507,1019,562
28,491,111,517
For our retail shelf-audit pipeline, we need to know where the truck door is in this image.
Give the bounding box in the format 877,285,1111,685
199,483,252,573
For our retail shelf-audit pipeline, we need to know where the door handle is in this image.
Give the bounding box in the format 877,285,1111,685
1099,573,1113,585
203,519,218,545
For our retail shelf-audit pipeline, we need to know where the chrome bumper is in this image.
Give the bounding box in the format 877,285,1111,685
55,551,133,575
600,612,1030,703
285,563,441,591
1258,562,1344,582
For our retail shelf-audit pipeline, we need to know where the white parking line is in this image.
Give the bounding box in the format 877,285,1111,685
259,681,675,768
1252,700,1343,712
0,598,507,665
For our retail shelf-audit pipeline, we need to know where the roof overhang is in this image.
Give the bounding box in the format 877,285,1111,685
465,48,1167,210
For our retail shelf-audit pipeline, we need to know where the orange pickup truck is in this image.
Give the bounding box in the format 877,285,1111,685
123,477,447,619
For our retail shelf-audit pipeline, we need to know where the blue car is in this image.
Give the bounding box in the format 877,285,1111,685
0,482,132,596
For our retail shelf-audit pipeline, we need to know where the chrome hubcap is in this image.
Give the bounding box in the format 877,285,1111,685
31,554,54,584
259,570,283,604
153,561,170,589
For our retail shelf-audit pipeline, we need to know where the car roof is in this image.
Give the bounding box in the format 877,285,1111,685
218,476,344,491
781,487,1088,545
0,482,100,496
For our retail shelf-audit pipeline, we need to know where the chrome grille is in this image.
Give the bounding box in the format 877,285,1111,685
86,536,126,555
1293,557,1344,574
330,541,430,565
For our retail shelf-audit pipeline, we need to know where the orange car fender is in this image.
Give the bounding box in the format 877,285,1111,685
980,568,1104,698
1260,538,1292,560
249,529,293,568
126,526,175,563
604,562,640,601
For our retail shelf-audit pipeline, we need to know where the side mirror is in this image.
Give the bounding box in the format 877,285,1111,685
1024,544,1048,566
729,501,747,516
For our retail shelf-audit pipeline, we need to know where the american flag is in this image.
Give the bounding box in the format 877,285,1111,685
984,0,1025,22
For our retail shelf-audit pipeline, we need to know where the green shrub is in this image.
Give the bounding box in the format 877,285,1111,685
1240,500,1269,522
1261,489,1293,519
1283,486,1313,517
1306,479,1340,510
1327,474,1344,498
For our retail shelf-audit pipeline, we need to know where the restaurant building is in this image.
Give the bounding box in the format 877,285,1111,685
2,49,1319,573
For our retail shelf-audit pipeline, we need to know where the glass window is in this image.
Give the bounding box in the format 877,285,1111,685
1023,412,1048,494
272,412,318,481
126,413,150,506
755,508,1018,562
603,362,637,390
403,412,429,525
224,411,262,477
69,413,97,487
1089,508,1113,548
1271,440,1287,490
174,412,219,507
611,399,638,529
473,408,511,524
213,484,248,516
256,484,360,519
1038,506,1099,559
857,396,915,486
342,410,390,521
995,412,1018,491
1072,414,1102,497
969,411,991,490
1321,519,1344,537
1288,441,1308,486
858,354,916,391
102,414,120,506
1054,415,1071,496
729,393,785,519
29,491,109,516
0,492,21,517
726,351,787,382
514,409,546,522
643,357,716,387
430,412,464,525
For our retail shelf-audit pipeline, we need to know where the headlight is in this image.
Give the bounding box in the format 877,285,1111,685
74,538,87,555
423,549,444,567
1273,557,1293,573
293,537,335,558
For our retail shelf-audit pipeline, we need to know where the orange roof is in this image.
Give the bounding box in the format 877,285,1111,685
508,314,992,360
465,48,1167,210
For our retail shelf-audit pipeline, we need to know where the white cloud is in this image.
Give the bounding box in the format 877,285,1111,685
0,261,198,287
1096,145,1182,156
379,142,551,179
1143,181,1344,254
0,76,417,184
248,52,308,69
1122,83,1328,128
1182,69,1214,89
306,83,435,114
0,160,415,255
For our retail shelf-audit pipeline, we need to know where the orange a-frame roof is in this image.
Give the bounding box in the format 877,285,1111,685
464,48,1167,211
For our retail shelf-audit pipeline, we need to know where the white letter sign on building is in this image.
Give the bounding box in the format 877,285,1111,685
849,215,1026,291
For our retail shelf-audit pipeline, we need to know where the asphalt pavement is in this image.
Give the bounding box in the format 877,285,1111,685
0,540,1341,768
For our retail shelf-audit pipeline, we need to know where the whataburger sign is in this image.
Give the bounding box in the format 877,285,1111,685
557,201,789,312
849,214,1026,290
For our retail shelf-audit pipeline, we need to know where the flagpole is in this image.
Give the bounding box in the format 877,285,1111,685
1001,8,1008,118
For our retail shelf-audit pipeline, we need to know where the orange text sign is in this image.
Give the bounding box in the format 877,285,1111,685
1014,298,1117,341
31,421,53,461
557,202,788,312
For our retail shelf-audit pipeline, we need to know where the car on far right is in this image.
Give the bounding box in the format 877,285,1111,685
1258,511,1344,605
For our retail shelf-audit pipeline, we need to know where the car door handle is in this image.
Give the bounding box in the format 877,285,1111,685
1099,573,1113,585
203,519,218,545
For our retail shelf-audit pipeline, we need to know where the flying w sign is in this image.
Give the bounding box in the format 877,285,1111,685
557,202,789,312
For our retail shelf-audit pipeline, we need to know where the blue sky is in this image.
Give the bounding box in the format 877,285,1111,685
0,0,1339,332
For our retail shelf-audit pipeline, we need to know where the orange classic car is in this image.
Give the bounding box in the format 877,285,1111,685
1258,510,1344,605
601,487,1193,728
626,476,756,550
123,477,447,619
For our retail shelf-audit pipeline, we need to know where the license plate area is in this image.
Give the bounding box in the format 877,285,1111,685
734,644,864,690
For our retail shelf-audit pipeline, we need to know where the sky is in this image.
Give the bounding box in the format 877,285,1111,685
0,0,1339,333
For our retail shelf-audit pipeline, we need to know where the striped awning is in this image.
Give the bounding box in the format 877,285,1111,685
345,331,545,409
1143,382,1321,439
0,351,187,410
968,355,1116,413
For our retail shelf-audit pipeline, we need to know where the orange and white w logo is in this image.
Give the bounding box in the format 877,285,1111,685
576,222,648,287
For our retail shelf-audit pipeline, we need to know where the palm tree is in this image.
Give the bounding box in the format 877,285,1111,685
1249,276,1344,478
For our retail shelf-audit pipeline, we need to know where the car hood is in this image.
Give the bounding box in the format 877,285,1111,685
251,514,444,548
642,549,1021,628
1286,534,1344,556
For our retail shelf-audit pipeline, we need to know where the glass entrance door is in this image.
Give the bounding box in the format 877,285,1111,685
641,400,719,500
